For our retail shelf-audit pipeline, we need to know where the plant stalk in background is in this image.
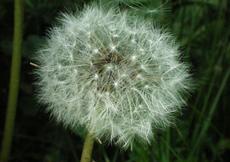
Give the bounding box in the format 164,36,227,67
0,0,24,161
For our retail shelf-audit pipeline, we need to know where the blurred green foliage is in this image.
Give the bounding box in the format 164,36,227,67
0,0,229,162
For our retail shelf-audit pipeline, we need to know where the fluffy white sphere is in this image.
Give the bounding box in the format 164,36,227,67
36,6,191,147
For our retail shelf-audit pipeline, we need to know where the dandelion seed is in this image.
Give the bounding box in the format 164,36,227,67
138,104,143,108
120,73,127,78
140,64,146,70
136,74,143,79
110,44,116,51
87,31,91,37
93,49,99,54
131,39,136,43
140,48,144,53
131,55,137,61
106,64,113,71
68,52,73,60
94,73,99,80
114,81,118,87
57,64,62,70
144,85,150,89
112,34,119,38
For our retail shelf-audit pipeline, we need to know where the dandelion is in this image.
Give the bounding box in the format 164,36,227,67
36,6,191,148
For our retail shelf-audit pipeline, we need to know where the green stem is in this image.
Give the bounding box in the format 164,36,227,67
80,133,94,162
0,0,23,161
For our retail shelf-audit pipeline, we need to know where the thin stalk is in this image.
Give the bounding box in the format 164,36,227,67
189,69,230,157
0,0,23,161
80,133,94,162
165,128,170,162
191,50,224,143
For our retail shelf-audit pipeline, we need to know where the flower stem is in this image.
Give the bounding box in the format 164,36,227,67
0,0,23,161
80,133,94,162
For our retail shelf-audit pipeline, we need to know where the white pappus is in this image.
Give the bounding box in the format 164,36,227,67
36,6,192,148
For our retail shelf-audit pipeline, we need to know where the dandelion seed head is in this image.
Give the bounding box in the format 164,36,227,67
36,6,192,148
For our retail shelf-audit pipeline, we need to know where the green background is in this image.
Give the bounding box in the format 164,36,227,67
0,0,229,161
